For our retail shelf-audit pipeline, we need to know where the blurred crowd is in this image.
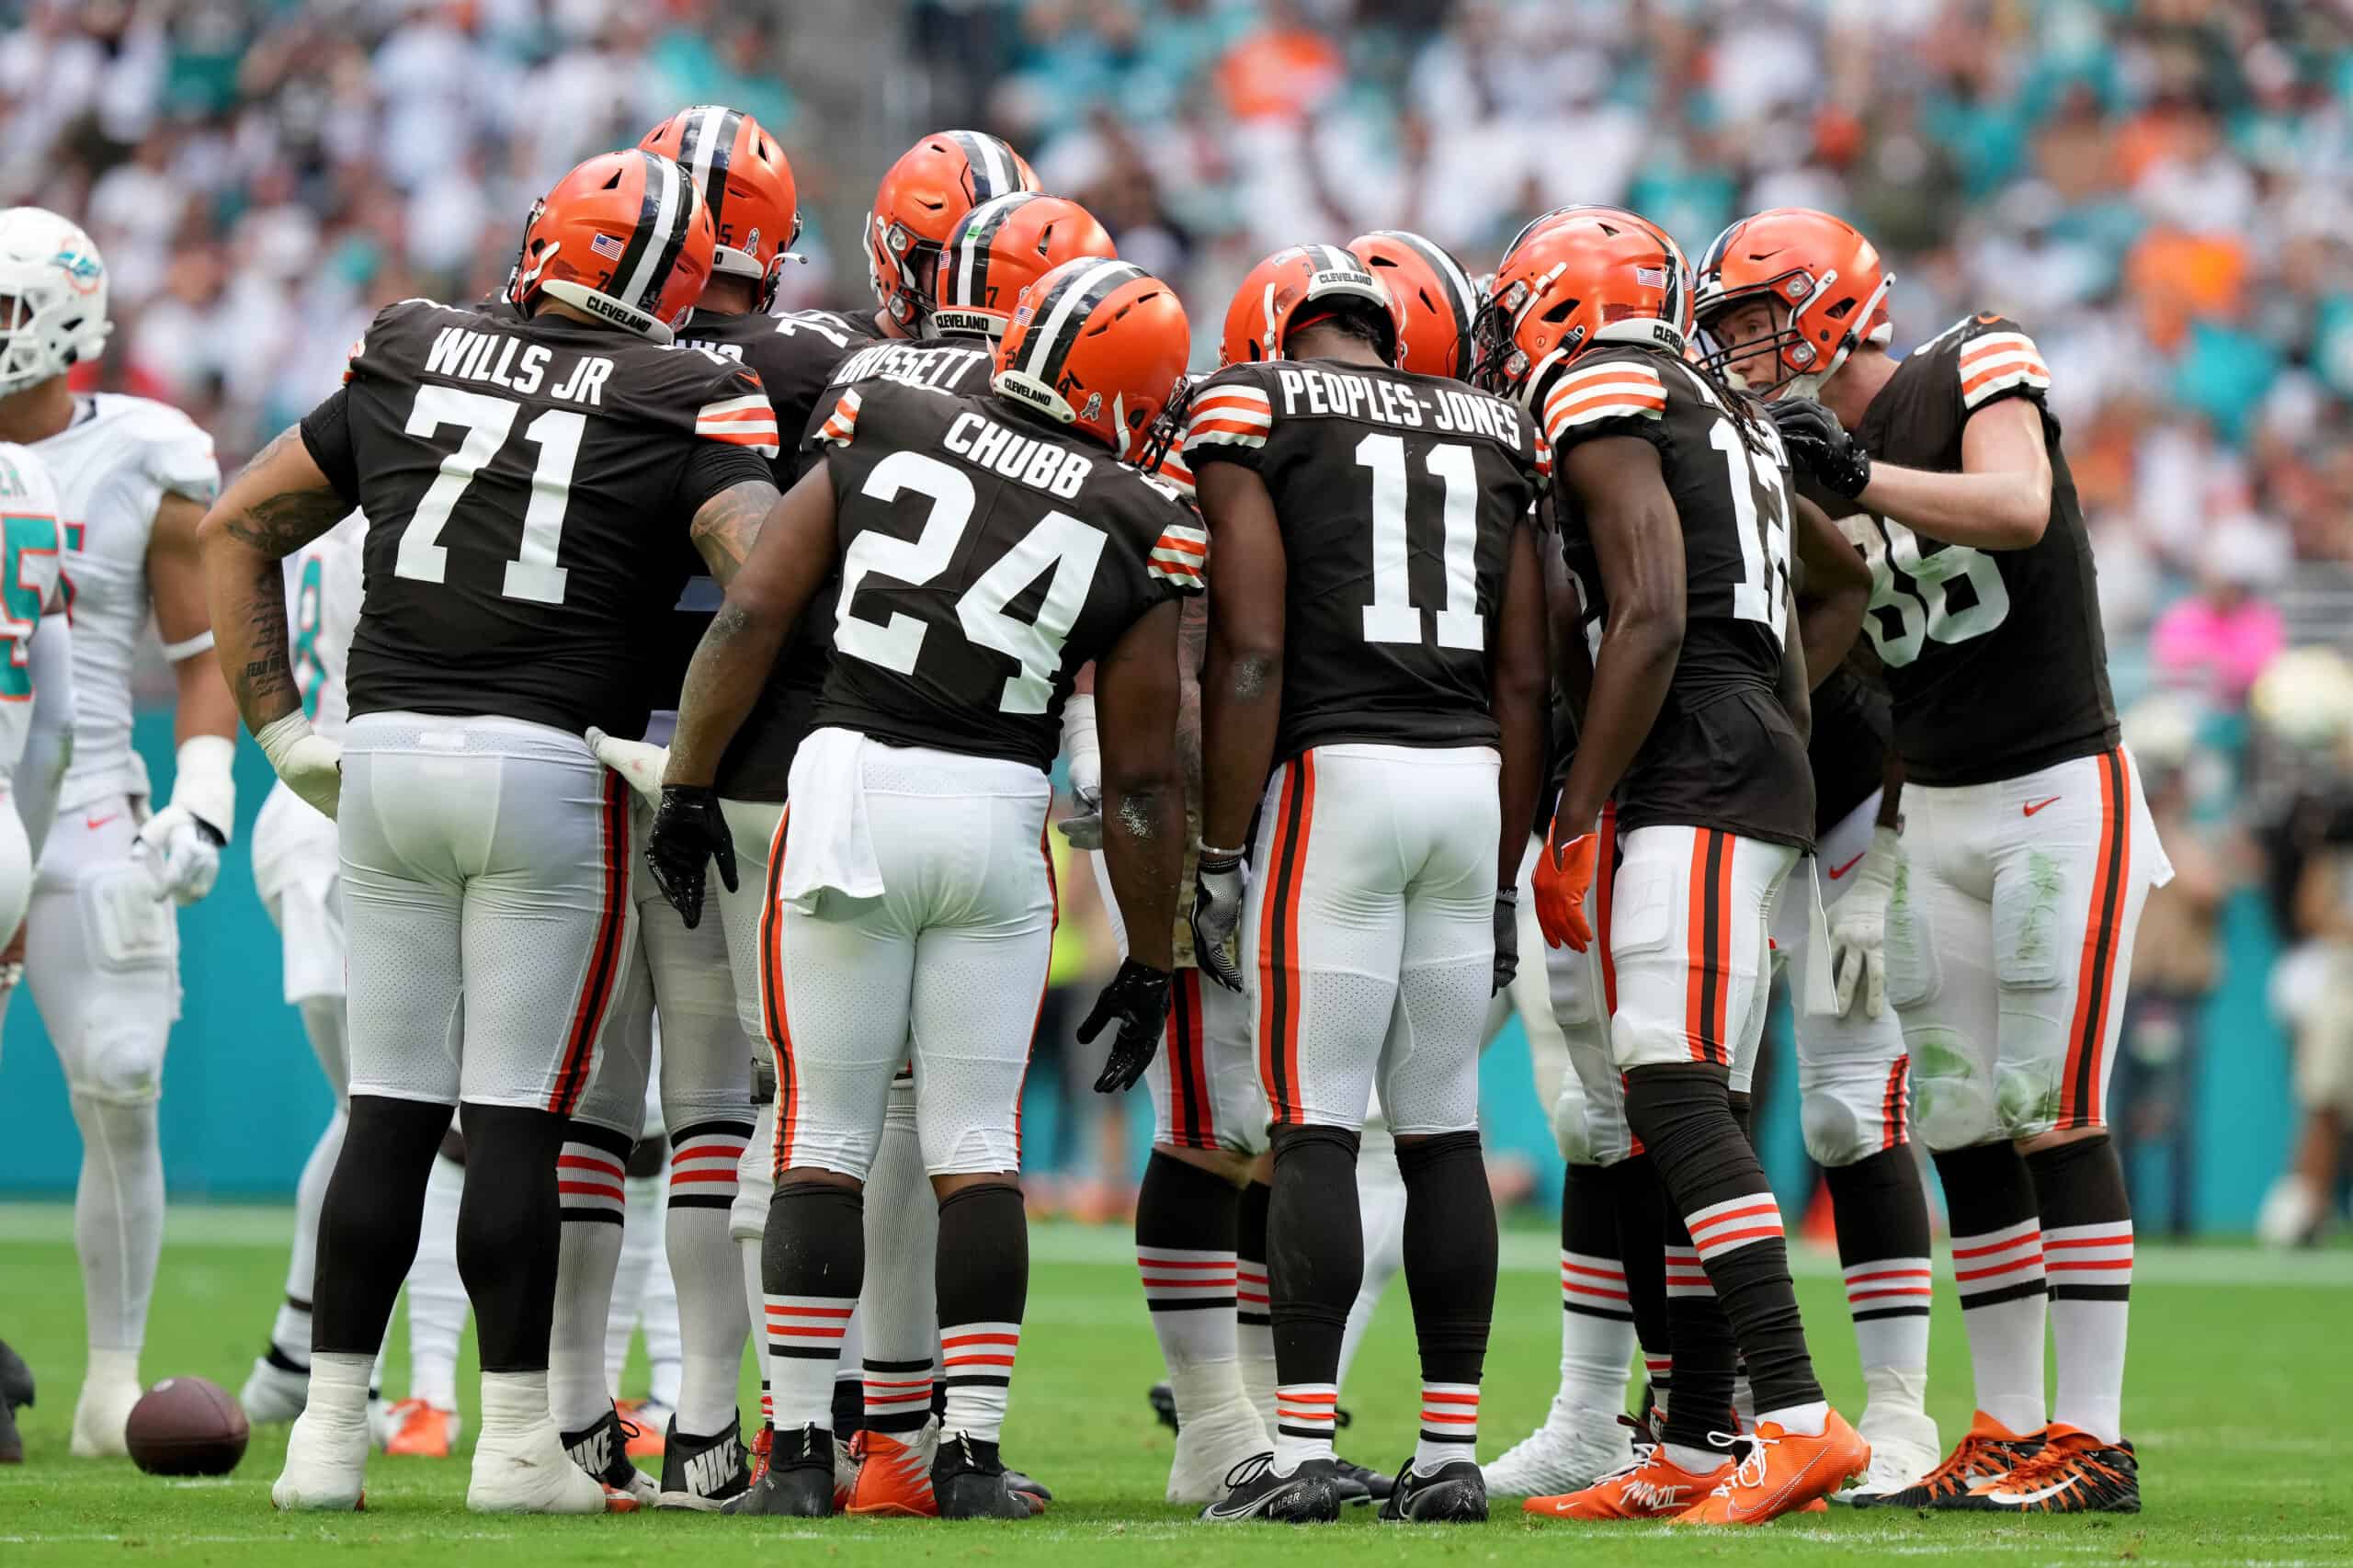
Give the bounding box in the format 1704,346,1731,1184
6,0,2351,1235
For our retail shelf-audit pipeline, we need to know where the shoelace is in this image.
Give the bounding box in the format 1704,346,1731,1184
1222,1451,1279,1491
1989,1437,2105,1492
1593,1443,1659,1484
1707,1427,1774,1495
1918,1431,2008,1491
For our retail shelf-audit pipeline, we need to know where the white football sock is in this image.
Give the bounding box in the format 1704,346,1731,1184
68,1092,164,1357
665,1120,752,1435
604,1165,665,1395
550,1136,626,1432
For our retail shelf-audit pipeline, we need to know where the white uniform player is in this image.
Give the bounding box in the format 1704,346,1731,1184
0,209,238,1458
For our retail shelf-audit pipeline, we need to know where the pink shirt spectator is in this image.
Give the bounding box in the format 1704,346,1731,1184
2152,593,2284,705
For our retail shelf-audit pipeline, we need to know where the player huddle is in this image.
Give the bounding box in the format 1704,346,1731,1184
0,99,2161,1528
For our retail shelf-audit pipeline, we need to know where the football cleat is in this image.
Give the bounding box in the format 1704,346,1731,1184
1673,1410,1870,1526
1379,1456,1487,1523
657,1414,751,1511
1481,1408,1635,1497
617,1397,670,1460
1199,1452,1344,1524
561,1407,658,1509
1329,1453,1392,1505
469,1417,616,1515
0,1339,35,1464
239,1352,310,1425
722,1425,835,1517
381,1398,460,1458
1844,1404,1942,1504
1006,1466,1051,1501
1960,1426,2139,1514
932,1432,1043,1519
833,1431,858,1510
1851,1409,2041,1510
745,1423,771,1488
68,1374,141,1459
1524,1443,1727,1520
847,1420,939,1517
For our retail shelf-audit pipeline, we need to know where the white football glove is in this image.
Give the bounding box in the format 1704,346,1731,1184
1827,825,1901,1019
1056,695,1104,849
585,725,669,808
1188,846,1248,992
132,804,223,905
256,710,343,824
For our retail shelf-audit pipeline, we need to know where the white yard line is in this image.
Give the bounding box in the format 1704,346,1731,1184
3,1204,2349,1286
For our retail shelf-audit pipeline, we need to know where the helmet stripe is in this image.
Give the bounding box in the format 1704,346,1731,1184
947,192,1032,314
618,152,691,313
607,150,671,308
1020,258,1147,389
688,105,741,238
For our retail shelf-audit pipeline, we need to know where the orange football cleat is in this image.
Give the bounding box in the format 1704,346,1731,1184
1525,1444,1729,1520
1673,1410,1870,1526
845,1424,939,1517
616,1399,668,1460
381,1398,456,1459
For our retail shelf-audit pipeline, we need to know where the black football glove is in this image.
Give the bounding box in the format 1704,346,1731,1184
1081,958,1174,1094
1767,397,1873,500
1189,849,1247,992
644,784,737,929
1493,887,1520,995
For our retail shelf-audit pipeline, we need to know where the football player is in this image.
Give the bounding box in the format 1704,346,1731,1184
1186,244,1552,1524
199,147,783,1515
644,256,1200,1520
1491,208,1868,1525
0,207,235,1457
587,132,1051,1512
1699,207,2167,1513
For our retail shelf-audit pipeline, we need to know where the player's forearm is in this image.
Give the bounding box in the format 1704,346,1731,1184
1877,751,1904,828
665,599,787,788
1556,614,1678,830
1859,461,2048,551
204,545,301,734
1102,766,1182,972
1199,638,1279,852
1778,597,1812,745
171,653,242,744
1494,683,1545,887
1797,579,1864,694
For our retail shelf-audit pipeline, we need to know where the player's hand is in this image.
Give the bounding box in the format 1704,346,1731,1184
585,725,668,808
645,784,737,930
1767,398,1872,500
131,804,226,905
256,711,343,821
1492,887,1520,994
1188,848,1246,992
1827,825,1900,1018
1058,696,1102,848
1080,958,1173,1094
1531,829,1597,952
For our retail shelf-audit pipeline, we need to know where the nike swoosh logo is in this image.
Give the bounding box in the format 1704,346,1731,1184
2022,797,2062,816
85,813,119,830
1826,852,1865,879
1991,1477,2079,1505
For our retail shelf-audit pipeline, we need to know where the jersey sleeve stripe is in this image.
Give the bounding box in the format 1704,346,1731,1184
1548,360,1665,397
1959,332,2040,367
815,389,862,448
1189,386,1271,413
1544,390,1667,438
1186,400,1272,428
1183,424,1268,450
699,392,775,421
1961,349,2052,405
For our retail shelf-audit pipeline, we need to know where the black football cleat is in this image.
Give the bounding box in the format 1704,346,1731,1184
1199,1453,1344,1524
1956,1427,2139,1514
722,1425,836,1517
0,1339,32,1464
1379,1456,1488,1523
1331,1452,1393,1504
1854,1412,2041,1510
1149,1381,1179,1434
658,1414,751,1511
932,1433,1040,1519
1004,1463,1051,1502
562,1407,657,1508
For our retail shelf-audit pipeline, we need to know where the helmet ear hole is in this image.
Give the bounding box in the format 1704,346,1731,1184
1541,298,1580,324
601,169,624,191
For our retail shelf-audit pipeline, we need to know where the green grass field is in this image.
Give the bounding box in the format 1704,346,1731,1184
1,1205,2347,1564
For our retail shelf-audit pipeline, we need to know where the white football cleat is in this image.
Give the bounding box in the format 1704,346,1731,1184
1165,1395,1270,1504
1845,1404,1942,1503
240,1356,310,1426
468,1417,616,1514
68,1373,142,1459
1481,1406,1631,1497
273,1404,370,1510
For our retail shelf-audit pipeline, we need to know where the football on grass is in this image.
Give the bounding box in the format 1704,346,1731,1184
126,1377,249,1476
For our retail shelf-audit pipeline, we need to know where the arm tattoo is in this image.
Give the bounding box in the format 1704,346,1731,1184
216,427,347,557
231,574,296,721
690,480,782,587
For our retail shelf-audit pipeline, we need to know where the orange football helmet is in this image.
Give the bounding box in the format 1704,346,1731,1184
868,131,1040,333
1347,229,1478,380
1472,206,1689,408
933,193,1118,342
995,257,1190,462
1694,208,1891,396
640,105,800,311
507,150,714,344
1219,244,1403,368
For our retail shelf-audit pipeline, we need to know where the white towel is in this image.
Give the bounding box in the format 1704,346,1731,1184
778,727,885,911
1801,855,1839,1017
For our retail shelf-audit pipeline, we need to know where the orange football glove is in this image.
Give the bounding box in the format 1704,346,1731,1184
1531,831,1597,952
